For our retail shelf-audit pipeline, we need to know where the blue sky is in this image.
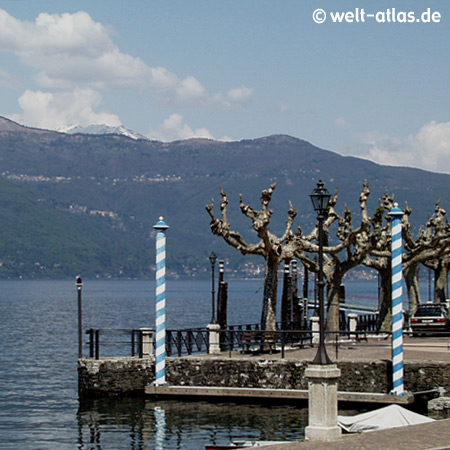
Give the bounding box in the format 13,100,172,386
1,0,449,173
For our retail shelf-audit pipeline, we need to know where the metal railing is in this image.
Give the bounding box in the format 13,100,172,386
86,328,147,359
84,327,316,359
83,313,384,360
166,328,209,357
220,329,314,358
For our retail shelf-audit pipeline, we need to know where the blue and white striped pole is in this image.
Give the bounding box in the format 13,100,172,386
389,203,404,396
154,406,166,450
154,217,169,386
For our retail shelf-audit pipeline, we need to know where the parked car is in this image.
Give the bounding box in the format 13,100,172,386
410,303,450,336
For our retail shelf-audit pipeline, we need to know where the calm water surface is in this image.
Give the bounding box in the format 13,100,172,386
0,279,383,449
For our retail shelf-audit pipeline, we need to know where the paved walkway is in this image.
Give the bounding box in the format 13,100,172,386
258,418,450,450
195,335,450,363
210,335,450,450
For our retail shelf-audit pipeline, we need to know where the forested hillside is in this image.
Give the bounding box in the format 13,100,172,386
0,117,448,279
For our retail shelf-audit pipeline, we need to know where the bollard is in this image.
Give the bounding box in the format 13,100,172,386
348,313,358,339
207,323,221,354
311,316,320,345
140,328,154,357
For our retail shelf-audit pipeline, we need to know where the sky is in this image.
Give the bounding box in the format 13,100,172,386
0,0,449,173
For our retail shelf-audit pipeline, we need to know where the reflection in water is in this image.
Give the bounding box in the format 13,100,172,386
77,397,308,449
154,406,166,450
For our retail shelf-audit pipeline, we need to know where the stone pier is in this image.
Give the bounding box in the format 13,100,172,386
78,356,450,398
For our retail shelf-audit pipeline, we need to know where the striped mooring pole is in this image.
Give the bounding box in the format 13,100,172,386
389,203,404,395
153,217,169,386
76,276,83,359
154,406,166,450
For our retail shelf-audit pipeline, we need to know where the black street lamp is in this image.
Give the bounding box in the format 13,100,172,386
310,180,332,365
76,275,83,359
209,252,217,323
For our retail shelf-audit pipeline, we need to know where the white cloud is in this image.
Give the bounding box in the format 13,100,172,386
0,66,20,89
213,85,254,110
10,88,121,129
278,103,291,114
0,8,252,128
349,121,450,174
335,117,350,128
147,113,214,142
0,10,199,96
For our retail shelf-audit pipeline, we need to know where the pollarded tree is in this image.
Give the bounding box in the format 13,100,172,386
405,201,450,307
361,192,401,331
421,202,450,303
205,184,331,330
296,181,376,333
363,196,450,330
425,253,450,303
206,181,374,333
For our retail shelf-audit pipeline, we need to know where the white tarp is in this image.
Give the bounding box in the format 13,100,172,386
338,404,435,433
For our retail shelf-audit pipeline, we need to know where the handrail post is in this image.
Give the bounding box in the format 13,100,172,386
187,331,193,355
89,329,94,358
177,331,182,357
166,330,172,357
139,329,144,358
139,330,144,358
95,329,99,360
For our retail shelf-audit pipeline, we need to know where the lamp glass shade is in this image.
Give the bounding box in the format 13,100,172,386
310,180,331,213
209,252,217,265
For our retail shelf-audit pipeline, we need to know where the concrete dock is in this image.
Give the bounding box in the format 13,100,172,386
145,385,415,404
145,335,449,405
257,418,450,450
207,335,450,450
192,334,450,364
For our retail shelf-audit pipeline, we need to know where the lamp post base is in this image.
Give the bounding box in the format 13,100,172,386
305,364,341,442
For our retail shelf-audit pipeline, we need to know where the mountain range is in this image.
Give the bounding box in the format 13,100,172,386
0,116,448,279
58,123,149,140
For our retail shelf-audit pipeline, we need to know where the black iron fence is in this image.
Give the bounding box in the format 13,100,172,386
84,326,381,360
357,313,379,332
86,328,148,359
83,312,384,360
167,328,209,357
85,327,317,360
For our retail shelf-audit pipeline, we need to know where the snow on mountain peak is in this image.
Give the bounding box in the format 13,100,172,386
58,124,149,140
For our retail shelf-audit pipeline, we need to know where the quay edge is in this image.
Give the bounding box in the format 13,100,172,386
78,356,450,403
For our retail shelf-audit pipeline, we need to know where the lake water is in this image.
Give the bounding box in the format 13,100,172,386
0,278,413,449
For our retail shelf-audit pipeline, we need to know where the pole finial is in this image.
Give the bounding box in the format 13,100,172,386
388,202,403,217
154,217,169,230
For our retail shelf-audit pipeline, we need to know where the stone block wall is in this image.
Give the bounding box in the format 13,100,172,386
78,357,155,397
78,356,450,398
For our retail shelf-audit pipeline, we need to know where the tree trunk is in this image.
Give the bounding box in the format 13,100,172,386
326,273,343,334
281,262,292,329
434,260,448,303
404,263,421,313
377,267,392,331
261,254,280,330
